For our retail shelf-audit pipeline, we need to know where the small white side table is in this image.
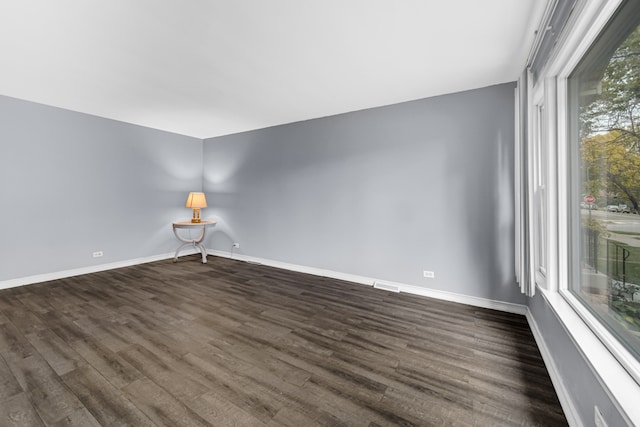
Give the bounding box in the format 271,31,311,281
172,220,217,264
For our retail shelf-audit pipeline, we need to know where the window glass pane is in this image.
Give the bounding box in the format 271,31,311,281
569,1,640,361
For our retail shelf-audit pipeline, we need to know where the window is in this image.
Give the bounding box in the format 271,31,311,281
568,0,640,363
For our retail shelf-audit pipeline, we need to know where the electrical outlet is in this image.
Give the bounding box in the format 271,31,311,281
232,242,240,248
423,270,435,278
92,251,103,258
594,406,608,427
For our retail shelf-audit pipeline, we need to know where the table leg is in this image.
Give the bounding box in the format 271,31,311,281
195,242,208,263
173,242,193,262
194,227,208,264
172,225,210,264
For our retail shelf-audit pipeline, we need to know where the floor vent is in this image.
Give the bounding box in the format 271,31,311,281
373,281,400,293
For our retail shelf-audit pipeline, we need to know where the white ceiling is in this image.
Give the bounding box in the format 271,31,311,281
0,1,545,139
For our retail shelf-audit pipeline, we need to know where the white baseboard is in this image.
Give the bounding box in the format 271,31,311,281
2,248,528,318
210,249,375,285
209,249,527,315
0,247,532,319
525,307,581,427
395,281,527,315
0,249,200,290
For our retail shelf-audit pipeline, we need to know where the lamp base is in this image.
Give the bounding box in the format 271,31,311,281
191,208,201,223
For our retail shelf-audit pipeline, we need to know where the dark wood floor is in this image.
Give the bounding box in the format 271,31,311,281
0,255,567,426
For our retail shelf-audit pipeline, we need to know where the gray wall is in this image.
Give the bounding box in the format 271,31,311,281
529,293,627,426
0,95,202,282
203,83,527,305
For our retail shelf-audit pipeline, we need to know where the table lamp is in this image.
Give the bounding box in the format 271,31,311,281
185,192,207,223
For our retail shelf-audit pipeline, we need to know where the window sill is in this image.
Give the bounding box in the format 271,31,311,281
537,286,640,425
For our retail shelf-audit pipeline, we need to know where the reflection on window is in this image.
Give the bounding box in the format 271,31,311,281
569,2,640,361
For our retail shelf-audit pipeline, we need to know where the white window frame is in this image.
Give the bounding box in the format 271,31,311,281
530,82,549,290
529,75,559,294
530,0,640,423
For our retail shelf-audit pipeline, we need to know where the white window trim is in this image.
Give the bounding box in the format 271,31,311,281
527,74,539,291
530,82,548,289
545,77,559,294
531,0,640,424
515,86,523,287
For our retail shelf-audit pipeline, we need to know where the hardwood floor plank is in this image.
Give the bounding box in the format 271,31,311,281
114,321,206,361
469,375,567,424
0,354,23,401
274,330,335,358
187,391,268,427
180,345,334,425
301,380,388,427
179,352,285,424
380,386,463,426
6,354,86,425
37,310,91,344
25,330,85,376
122,378,210,427
268,406,348,427
48,407,102,427
0,321,36,364
0,393,45,427
201,336,312,388
61,364,155,427
0,297,48,335
67,337,143,389
119,344,209,402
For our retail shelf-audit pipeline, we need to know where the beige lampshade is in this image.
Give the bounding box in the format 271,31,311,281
185,192,207,209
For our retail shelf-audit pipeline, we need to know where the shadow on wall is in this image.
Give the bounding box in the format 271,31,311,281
201,132,255,251
459,127,519,302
